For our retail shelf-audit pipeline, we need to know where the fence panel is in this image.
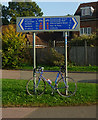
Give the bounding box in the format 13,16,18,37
28,46,97,66
69,46,97,66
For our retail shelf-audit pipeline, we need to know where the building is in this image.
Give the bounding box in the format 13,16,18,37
74,1,98,36
26,33,48,48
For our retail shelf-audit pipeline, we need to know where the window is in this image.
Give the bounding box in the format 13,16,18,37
84,28,87,34
88,27,91,35
81,6,94,16
80,28,83,35
80,27,91,35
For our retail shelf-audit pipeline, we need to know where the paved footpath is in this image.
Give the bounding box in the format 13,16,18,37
1,70,97,119
2,105,97,118
2,70,97,83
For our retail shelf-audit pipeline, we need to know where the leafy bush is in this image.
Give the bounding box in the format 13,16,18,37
29,47,65,66
2,25,27,69
51,48,64,66
38,48,65,66
70,33,97,46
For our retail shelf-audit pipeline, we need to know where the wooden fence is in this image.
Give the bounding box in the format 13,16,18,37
28,46,97,66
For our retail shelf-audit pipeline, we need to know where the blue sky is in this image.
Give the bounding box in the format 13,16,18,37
37,2,80,16
1,0,97,16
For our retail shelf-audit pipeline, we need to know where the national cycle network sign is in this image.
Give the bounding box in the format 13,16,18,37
17,16,80,32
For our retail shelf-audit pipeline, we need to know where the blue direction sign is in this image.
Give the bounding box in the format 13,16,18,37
18,18,44,31
45,17,78,30
17,16,80,32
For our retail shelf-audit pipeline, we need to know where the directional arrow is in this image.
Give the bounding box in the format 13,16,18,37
18,19,24,30
72,18,78,29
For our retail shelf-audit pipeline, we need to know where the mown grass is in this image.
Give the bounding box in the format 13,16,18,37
16,64,97,72
2,79,97,107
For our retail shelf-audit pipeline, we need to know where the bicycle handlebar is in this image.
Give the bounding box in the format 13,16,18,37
36,66,44,73
35,65,66,73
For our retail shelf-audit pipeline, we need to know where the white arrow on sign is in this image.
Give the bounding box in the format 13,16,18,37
19,19,24,30
72,18,78,29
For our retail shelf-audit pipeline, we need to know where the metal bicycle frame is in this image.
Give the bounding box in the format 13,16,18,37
36,70,67,90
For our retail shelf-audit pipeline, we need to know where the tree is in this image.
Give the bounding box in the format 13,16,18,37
2,25,27,68
0,4,9,25
2,2,43,25
0,4,2,18
2,5,10,25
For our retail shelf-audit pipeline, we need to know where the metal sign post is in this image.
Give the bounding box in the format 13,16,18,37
33,32,36,93
33,32,36,69
65,31,68,95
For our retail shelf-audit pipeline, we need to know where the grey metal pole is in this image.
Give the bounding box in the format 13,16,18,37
33,32,36,69
65,31,68,95
33,32,36,93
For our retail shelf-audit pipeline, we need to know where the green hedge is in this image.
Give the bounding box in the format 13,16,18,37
70,33,97,46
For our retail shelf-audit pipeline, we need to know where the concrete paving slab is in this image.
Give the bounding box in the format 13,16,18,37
25,105,96,118
2,105,96,118
2,107,38,118
2,70,20,80
20,71,33,80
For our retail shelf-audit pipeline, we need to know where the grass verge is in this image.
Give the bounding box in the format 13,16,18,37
2,79,97,107
14,64,97,72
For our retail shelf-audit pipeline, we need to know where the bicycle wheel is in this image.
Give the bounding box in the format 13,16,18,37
57,77,77,97
26,77,46,96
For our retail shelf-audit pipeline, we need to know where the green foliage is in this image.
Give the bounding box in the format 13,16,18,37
70,33,97,46
2,5,10,25
2,79,97,107
51,48,64,66
26,47,64,67
2,25,27,68
2,2,43,25
0,4,2,18
17,63,97,72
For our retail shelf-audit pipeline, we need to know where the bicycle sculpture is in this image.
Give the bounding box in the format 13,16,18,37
26,66,77,97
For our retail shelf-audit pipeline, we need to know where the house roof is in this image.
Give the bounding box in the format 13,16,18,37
74,1,98,19
26,34,48,48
